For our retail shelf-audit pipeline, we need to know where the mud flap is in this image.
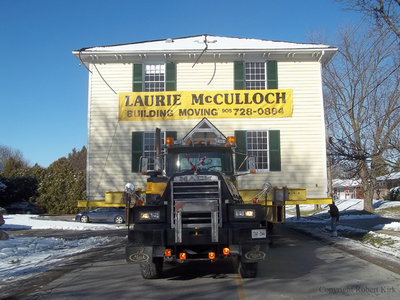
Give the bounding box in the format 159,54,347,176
240,243,268,263
126,246,153,263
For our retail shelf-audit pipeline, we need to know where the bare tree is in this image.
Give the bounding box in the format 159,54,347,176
336,0,400,39
323,27,400,212
0,145,28,172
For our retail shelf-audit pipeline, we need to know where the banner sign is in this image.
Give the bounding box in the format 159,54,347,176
119,89,293,121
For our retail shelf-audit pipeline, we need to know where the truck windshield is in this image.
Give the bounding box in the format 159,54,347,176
166,149,234,175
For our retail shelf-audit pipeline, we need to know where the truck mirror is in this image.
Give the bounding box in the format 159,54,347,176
140,157,149,173
154,156,162,173
248,156,256,172
124,182,135,194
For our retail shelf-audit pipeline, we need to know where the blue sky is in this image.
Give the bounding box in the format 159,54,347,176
0,0,361,167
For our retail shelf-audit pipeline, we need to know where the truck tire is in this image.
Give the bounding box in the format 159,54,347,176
140,258,163,279
238,261,258,278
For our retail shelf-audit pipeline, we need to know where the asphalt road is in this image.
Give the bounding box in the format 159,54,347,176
6,225,400,300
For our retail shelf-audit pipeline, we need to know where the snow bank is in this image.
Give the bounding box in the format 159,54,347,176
2,215,125,231
0,235,125,282
0,214,127,284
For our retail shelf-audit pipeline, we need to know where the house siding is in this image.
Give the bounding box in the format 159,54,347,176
87,60,328,200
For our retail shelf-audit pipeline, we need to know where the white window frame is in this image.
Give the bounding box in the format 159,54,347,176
246,130,269,171
144,63,165,92
245,62,266,90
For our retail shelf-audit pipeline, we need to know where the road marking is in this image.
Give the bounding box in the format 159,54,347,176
235,273,247,300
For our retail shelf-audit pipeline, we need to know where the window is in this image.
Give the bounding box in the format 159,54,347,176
132,131,177,172
245,62,266,90
143,131,166,169
144,64,165,91
234,61,278,90
246,131,269,170
234,130,280,172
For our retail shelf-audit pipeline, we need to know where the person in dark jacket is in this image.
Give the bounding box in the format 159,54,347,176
329,203,340,237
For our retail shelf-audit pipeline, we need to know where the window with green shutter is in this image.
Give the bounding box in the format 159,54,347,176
132,131,177,172
267,61,278,89
268,130,281,171
132,64,143,92
234,61,278,90
133,63,176,92
234,130,247,171
234,61,244,90
234,130,281,172
132,132,143,172
166,62,176,91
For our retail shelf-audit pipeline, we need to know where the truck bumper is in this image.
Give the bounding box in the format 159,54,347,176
126,224,268,263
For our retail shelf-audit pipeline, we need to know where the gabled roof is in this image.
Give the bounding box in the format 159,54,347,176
76,34,335,53
377,172,400,181
73,34,337,65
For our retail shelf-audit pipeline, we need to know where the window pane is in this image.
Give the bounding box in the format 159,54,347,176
246,130,269,170
245,62,266,90
144,64,165,92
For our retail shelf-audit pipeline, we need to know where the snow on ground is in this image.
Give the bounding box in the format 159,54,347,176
286,199,400,259
0,215,126,283
2,214,126,230
1,200,400,284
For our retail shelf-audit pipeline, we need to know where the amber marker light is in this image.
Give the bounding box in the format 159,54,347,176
223,248,230,255
252,198,259,204
208,252,216,260
179,252,187,260
188,140,193,145
164,249,172,257
226,136,236,146
166,137,174,147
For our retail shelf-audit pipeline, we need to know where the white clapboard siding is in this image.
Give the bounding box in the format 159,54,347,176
87,61,328,199
177,62,234,91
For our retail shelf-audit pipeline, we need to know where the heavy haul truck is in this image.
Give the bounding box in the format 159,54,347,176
124,126,270,279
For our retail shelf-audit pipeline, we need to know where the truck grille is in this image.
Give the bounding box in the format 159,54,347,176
172,181,220,201
171,177,222,243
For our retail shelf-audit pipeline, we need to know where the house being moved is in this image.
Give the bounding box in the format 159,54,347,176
73,34,337,207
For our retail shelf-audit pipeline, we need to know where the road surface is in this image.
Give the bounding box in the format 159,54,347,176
7,225,400,300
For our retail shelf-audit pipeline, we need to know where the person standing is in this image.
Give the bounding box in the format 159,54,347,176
329,203,340,237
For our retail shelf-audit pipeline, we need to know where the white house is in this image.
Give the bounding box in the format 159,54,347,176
73,34,337,205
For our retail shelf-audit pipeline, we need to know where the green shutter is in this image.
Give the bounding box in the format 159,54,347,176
132,132,143,172
267,61,278,89
269,130,281,171
166,62,176,91
234,61,244,90
133,64,143,92
235,130,247,171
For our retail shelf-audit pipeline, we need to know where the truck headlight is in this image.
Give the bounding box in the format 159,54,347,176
139,211,160,220
234,209,255,218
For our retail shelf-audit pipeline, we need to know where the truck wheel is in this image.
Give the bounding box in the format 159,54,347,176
140,258,163,279
238,261,258,278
